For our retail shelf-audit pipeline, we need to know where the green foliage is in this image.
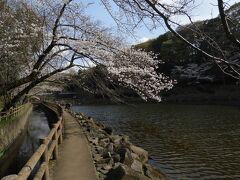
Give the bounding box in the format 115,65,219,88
226,2,240,13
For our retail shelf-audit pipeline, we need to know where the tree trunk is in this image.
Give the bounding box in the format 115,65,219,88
1,65,73,112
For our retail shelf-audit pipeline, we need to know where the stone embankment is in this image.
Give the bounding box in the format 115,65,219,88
69,110,166,180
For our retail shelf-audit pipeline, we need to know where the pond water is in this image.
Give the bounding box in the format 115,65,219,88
72,103,240,180
8,109,50,176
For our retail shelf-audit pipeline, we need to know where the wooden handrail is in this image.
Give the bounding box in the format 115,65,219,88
0,104,25,115
0,104,29,123
2,105,64,180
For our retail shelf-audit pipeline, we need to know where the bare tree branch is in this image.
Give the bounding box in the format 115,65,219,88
218,0,240,49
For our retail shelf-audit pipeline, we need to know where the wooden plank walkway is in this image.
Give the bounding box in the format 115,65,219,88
51,111,98,180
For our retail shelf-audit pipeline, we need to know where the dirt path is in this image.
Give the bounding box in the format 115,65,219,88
51,111,98,180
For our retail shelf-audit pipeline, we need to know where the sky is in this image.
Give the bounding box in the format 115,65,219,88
78,0,238,44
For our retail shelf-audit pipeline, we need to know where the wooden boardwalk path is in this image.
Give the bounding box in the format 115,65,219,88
51,111,98,180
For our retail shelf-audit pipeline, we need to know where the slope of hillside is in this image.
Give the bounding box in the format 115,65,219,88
136,2,240,85
136,3,240,103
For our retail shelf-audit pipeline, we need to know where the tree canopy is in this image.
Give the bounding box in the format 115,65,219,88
0,0,173,110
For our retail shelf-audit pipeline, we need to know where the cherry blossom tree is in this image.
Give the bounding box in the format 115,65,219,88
0,0,173,110
101,0,240,79
0,0,43,106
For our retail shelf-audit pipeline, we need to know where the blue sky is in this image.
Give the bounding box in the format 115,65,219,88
78,0,238,44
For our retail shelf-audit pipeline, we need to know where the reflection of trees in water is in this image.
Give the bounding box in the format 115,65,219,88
12,110,50,175
15,128,37,171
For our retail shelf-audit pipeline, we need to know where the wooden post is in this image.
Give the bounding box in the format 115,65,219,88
59,123,63,144
40,138,49,180
53,124,59,160
62,118,65,136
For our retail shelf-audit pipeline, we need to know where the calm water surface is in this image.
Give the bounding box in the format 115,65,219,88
8,109,50,176
72,103,240,180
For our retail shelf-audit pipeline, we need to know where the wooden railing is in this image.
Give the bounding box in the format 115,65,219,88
2,104,64,180
0,104,28,124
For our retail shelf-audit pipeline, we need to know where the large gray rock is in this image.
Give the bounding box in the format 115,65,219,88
111,135,122,144
103,164,113,171
116,148,134,166
112,154,121,163
95,146,105,154
90,137,99,145
102,151,112,158
106,143,114,153
143,164,166,180
100,137,110,144
101,143,114,158
131,152,141,161
130,145,148,163
96,157,112,164
105,164,149,180
99,139,108,148
93,153,102,162
131,159,143,174
112,135,131,149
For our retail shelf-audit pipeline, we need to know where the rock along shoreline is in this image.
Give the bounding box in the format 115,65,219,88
68,110,166,180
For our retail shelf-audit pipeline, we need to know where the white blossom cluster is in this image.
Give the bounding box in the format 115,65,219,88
0,6,41,56
106,49,173,101
172,63,214,83
0,1,42,83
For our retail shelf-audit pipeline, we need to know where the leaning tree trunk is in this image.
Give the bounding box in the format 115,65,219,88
1,64,74,112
